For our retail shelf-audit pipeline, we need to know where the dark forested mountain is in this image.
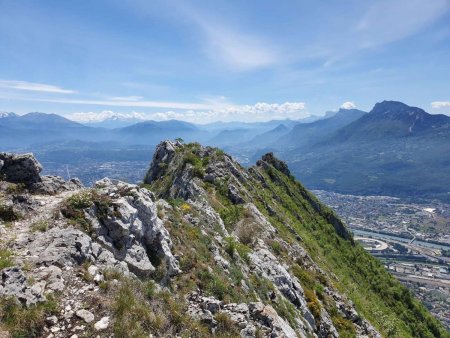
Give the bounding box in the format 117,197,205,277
282,101,450,202
326,101,450,144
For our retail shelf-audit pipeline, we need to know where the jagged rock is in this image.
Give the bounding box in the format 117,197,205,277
88,178,180,277
257,153,291,177
249,245,316,332
0,267,45,306
0,152,42,185
144,140,178,182
249,302,299,338
187,293,302,337
228,184,245,204
76,309,95,323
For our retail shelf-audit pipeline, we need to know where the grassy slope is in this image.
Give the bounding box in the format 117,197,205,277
243,162,448,338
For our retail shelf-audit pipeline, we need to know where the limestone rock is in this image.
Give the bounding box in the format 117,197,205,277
0,267,45,306
31,176,83,195
88,178,180,277
76,309,95,323
27,228,94,267
94,316,110,331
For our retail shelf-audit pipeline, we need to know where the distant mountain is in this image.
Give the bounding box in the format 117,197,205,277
250,124,291,147
274,108,367,149
78,112,148,129
327,101,450,144
0,112,100,149
116,119,208,145
281,101,450,202
0,112,18,118
208,129,254,146
199,119,300,132
82,118,146,129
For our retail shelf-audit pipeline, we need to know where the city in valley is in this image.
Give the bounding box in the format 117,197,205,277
314,190,450,329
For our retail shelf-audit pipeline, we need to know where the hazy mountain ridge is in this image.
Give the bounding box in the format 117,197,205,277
1,101,449,202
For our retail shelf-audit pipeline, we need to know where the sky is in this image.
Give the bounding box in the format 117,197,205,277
1,0,450,123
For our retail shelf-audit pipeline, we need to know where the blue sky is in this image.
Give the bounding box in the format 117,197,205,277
1,0,450,122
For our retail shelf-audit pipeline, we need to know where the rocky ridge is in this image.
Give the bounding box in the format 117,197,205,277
0,143,447,337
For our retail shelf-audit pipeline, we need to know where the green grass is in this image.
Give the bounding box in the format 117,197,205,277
30,220,49,233
0,295,59,337
112,277,210,338
245,162,449,338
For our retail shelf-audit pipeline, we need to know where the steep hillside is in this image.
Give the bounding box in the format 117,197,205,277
0,143,447,337
274,108,367,149
326,101,450,143
282,101,450,202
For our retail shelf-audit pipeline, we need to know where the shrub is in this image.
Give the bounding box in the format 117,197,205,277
0,202,20,222
180,203,191,214
220,205,244,229
235,221,261,246
30,220,49,233
267,239,285,257
215,312,240,337
224,237,236,258
304,289,321,321
5,183,26,195
0,248,14,269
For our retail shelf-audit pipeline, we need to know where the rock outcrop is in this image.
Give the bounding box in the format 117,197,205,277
87,178,181,278
0,152,83,194
0,267,45,306
0,152,42,185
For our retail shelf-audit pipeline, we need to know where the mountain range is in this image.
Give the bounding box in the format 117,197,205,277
1,101,449,201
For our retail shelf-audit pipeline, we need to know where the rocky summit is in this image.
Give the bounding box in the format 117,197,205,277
0,141,447,338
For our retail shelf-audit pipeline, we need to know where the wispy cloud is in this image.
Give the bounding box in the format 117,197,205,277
17,97,214,110
0,80,76,94
67,102,307,123
431,101,450,109
110,96,143,101
340,101,356,109
357,0,450,48
175,2,277,70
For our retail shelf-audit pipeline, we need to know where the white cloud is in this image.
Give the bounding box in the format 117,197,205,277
340,101,356,109
431,101,450,109
0,80,76,94
66,102,307,124
68,111,147,122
